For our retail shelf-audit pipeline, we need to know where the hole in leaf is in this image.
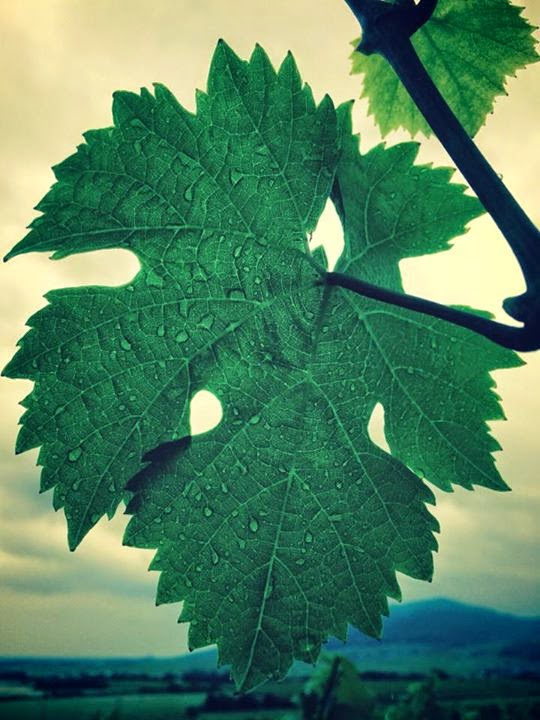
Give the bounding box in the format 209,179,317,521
190,390,223,435
51,249,141,288
367,402,390,453
309,198,344,271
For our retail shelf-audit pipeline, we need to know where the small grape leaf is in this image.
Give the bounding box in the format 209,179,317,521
304,654,375,720
350,0,539,137
4,43,520,691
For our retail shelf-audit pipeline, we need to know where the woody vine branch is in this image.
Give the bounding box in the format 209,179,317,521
328,0,540,351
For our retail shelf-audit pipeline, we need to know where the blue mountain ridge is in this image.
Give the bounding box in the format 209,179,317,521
327,597,540,647
1,599,538,678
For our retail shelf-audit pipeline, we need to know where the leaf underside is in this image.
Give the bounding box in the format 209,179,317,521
350,0,539,137
4,41,520,690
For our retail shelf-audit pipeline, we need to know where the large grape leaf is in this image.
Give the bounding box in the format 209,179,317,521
4,43,520,690
123,107,519,690
350,0,539,137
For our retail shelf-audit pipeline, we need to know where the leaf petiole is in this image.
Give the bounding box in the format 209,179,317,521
342,0,540,350
325,271,540,351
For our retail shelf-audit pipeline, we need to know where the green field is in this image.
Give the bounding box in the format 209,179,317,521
0,692,206,720
1,678,540,720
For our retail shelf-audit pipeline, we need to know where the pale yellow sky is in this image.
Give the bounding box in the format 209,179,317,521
0,0,539,657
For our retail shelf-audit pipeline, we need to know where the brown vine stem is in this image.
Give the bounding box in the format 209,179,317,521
334,0,540,351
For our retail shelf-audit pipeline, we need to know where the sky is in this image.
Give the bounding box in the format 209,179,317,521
0,0,539,658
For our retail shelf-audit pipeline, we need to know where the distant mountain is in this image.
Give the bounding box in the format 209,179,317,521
1,599,539,679
327,598,540,648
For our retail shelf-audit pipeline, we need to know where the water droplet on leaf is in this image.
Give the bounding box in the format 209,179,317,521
227,288,246,300
68,447,82,462
199,315,214,330
145,269,164,288
229,169,244,185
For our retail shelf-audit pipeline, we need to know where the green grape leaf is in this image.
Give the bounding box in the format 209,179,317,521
4,43,520,691
304,654,375,719
350,0,539,137
123,108,519,690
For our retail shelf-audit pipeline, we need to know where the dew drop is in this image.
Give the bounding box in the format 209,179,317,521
211,549,219,565
264,577,274,600
249,414,261,425
220,482,229,494
203,506,213,518
175,330,189,343
238,538,246,549
145,269,164,288
68,447,82,462
227,288,246,300
249,517,259,533
120,338,132,351
229,169,244,186
233,245,243,258
199,315,214,330
305,531,313,544
157,324,166,337
255,144,271,158
184,185,194,202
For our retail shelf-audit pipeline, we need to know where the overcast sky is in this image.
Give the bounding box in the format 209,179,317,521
1,0,539,658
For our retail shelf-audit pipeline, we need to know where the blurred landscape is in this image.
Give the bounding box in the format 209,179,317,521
1,599,539,719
